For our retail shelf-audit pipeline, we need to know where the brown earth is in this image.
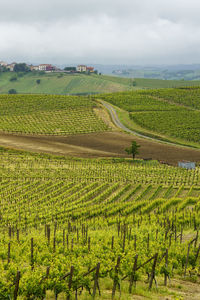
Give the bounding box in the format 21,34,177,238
0,131,199,165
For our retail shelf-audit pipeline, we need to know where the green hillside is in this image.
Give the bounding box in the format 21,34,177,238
102,75,200,88
1,71,200,95
0,72,132,95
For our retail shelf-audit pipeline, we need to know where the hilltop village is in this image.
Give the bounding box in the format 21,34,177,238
0,61,98,74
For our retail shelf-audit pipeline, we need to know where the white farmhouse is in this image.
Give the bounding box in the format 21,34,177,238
38,64,54,71
7,62,17,71
76,65,87,72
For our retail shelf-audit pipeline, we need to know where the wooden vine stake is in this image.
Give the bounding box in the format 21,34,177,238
147,233,150,252
67,266,74,300
184,243,191,278
112,256,121,299
67,234,69,249
63,229,65,248
111,236,114,250
129,254,138,293
194,230,199,248
134,234,137,251
164,249,168,286
31,238,34,270
149,253,158,290
180,226,183,244
92,262,100,299
194,244,200,264
47,225,50,245
77,228,79,242
117,222,120,237
9,226,12,239
14,271,21,300
8,242,11,264
54,236,56,252
184,238,197,277
17,229,19,242
122,228,126,252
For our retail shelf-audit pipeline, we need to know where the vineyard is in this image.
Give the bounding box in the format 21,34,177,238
1,90,200,298
98,87,200,146
146,86,200,110
0,95,109,135
0,147,200,299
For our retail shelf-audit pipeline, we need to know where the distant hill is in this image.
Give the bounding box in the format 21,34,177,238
133,78,200,88
0,71,200,95
59,63,200,77
0,72,132,95
111,65,200,80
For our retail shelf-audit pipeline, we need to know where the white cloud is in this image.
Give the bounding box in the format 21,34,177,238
1,0,200,64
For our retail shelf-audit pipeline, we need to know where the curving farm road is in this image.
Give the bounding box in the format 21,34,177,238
100,100,199,149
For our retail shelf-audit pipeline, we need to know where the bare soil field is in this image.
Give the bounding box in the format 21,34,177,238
0,131,199,165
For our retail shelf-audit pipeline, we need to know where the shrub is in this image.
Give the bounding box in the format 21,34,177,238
17,72,25,77
8,89,17,94
10,76,17,82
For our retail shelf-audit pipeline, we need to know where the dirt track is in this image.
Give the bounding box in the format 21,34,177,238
0,131,199,165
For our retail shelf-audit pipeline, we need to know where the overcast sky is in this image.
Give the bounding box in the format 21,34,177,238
1,0,200,65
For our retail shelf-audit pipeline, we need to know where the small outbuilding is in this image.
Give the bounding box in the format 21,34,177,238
178,161,196,170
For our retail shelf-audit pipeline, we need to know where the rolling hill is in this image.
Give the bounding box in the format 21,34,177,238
0,72,132,95
1,71,200,95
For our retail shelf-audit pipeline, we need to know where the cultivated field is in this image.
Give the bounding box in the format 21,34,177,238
0,148,200,299
0,90,200,299
99,87,200,147
0,131,200,165
0,95,109,135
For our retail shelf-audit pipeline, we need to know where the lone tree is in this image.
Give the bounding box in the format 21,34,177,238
14,63,29,72
125,140,140,160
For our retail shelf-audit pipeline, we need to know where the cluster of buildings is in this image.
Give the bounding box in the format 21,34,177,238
0,61,59,72
0,61,95,73
30,64,57,72
0,61,17,72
